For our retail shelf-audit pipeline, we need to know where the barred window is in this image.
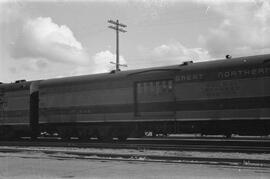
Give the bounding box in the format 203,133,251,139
143,82,148,94
168,80,173,91
156,81,160,95
162,81,167,92
137,83,143,94
137,79,173,96
149,82,155,93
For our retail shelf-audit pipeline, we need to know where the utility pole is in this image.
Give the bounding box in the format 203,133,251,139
108,19,127,72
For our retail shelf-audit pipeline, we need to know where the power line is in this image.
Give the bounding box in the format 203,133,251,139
108,19,127,72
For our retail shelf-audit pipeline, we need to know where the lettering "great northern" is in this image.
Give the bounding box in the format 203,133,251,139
218,67,270,79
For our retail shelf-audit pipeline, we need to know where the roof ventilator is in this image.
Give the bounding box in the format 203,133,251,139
180,61,193,66
15,80,26,83
226,55,232,59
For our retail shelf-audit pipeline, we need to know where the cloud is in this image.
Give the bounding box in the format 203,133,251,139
0,1,20,24
0,12,105,81
70,50,127,75
1,11,124,80
199,0,270,57
11,17,90,65
153,43,209,60
153,42,211,62
93,50,126,73
134,42,211,68
73,43,208,75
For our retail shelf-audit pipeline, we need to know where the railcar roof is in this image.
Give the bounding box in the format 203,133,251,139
40,65,179,87
40,54,270,87
0,81,32,90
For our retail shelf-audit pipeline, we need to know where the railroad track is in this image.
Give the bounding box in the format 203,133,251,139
0,146,269,168
153,135,270,141
1,138,270,168
0,138,270,153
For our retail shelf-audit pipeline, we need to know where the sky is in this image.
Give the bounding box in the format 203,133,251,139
1,0,270,82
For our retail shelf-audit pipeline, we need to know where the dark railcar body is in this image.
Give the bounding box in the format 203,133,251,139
1,54,270,140
0,81,32,138
38,54,270,139
173,55,270,135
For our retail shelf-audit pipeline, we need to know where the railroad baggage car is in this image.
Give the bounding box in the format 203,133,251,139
38,54,270,140
0,54,270,140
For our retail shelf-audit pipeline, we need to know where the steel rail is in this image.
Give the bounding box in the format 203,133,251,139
0,147,269,168
0,139,270,153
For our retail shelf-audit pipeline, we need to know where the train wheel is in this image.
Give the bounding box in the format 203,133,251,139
58,128,72,141
97,134,112,142
225,133,232,138
60,134,70,141
144,131,153,137
117,135,127,141
0,127,17,140
77,129,90,141
152,131,157,137
96,128,113,142
115,127,131,141
78,134,89,141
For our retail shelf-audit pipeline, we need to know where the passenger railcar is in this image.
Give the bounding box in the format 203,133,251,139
0,54,269,140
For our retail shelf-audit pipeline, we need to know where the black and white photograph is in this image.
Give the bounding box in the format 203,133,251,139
0,0,270,178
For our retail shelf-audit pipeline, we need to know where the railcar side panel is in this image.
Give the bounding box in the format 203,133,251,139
39,80,134,124
174,62,270,122
0,82,32,139
0,89,30,125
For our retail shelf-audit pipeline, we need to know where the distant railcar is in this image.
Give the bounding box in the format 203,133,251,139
0,81,32,139
0,54,270,140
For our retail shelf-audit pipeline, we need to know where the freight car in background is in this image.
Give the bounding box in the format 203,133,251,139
0,54,270,140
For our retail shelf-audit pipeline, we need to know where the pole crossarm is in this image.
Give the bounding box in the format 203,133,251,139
108,26,127,32
110,61,128,67
108,19,127,72
108,19,127,28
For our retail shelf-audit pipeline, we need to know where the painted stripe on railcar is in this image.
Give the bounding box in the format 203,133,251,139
176,108,270,120
0,110,29,117
175,117,270,121
38,117,270,124
39,112,135,123
175,96,270,111
39,104,134,115
0,123,29,125
39,96,270,115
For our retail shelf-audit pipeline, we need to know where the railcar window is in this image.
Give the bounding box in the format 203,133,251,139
147,82,151,94
168,80,173,91
137,79,173,96
156,81,160,95
137,83,142,94
143,82,148,94
162,81,167,92
149,82,154,93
